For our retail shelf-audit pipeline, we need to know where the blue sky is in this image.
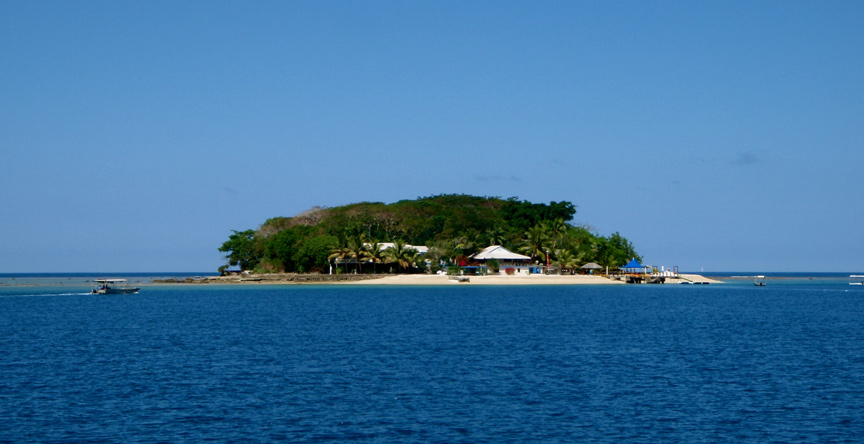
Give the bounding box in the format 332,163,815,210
2,1,862,273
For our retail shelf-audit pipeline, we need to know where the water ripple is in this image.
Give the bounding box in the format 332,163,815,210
1,284,862,442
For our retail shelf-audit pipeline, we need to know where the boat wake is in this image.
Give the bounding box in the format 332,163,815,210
1,292,93,298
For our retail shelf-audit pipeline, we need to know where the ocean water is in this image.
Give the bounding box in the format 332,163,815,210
0,272,215,290
1,279,863,443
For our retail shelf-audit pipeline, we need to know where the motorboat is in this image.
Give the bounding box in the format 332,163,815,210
754,275,766,286
851,275,864,286
92,279,140,294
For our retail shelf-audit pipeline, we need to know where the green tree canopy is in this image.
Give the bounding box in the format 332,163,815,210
217,195,641,274
218,230,262,271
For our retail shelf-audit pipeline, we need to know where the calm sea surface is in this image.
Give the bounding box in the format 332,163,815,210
1,278,863,443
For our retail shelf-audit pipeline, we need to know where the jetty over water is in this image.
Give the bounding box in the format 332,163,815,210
613,259,672,284
621,274,668,284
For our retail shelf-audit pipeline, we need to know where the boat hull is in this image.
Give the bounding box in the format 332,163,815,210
92,287,140,295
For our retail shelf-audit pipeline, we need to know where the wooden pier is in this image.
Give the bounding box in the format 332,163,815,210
621,274,666,284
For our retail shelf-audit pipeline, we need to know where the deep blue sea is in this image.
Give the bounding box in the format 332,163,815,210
2,275,863,443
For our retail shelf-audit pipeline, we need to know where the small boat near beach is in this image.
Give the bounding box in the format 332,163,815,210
754,275,766,287
851,275,864,286
92,279,140,295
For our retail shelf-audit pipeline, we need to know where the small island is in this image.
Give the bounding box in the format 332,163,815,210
209,194,716,285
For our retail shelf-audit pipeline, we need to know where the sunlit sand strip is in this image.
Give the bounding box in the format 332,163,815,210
665,274,724,284
343,274,626,285
344,273,723,285
144,273,722,286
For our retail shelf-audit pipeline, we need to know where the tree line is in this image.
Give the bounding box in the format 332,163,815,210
218,194,641,274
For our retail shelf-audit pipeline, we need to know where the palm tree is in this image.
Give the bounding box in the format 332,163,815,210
554,249,579,275
545,218,568,250
384,240,418,273
328,245,354,274
346,235,368,273
462,228,481,246
452,232,481,264
409,249,425,273
519,224,550,262
485,225,508,246
365,240,386,273
442,238,462,265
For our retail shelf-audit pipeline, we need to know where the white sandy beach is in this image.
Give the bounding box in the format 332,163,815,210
145,273,722,286
343,273,722,286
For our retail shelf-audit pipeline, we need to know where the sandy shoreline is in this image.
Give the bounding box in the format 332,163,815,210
0,273,722,288
340,273,722,286
172,273,722,286
343,274,623,285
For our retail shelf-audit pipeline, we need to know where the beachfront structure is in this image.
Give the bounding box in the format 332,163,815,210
620,258,650,274
652,266,679,277
470,245,542,275
580,262,603,274
618,258,658,283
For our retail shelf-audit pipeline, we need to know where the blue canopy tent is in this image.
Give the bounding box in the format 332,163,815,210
621,258,649,274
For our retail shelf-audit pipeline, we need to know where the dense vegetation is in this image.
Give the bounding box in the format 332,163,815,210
218,194,641,274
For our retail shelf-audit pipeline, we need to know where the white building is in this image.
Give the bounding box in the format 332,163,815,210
470,245,541,275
